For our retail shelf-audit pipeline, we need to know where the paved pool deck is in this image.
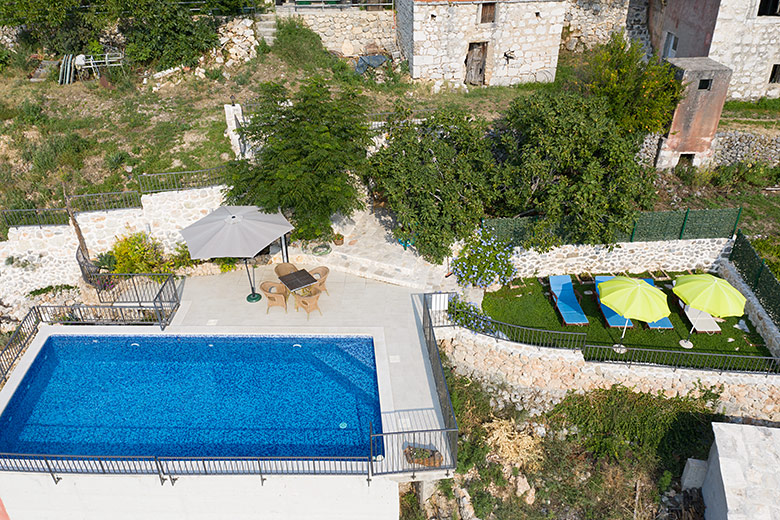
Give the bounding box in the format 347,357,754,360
169,263,447,435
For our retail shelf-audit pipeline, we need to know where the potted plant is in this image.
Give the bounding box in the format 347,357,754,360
404,445,443,467
333,233,344,246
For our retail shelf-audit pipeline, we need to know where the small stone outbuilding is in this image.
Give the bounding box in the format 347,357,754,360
396,0,566,87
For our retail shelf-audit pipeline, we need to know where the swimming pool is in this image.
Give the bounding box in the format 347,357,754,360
0,334,383,459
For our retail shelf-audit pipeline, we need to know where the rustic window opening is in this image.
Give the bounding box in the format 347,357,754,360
698,79,713,91
679,154,695,167
758,0,780,16
770,64,780,83
480,2,496,24
662,32,678,59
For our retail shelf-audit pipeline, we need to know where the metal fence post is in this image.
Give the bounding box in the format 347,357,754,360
629,220,637,242
679,208,690,240
732,208,742,237
754,262,765,291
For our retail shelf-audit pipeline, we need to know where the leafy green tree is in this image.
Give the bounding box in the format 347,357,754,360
120,0,218,69
368,107,498,263
584,32,684,137
496,91,655,249
226,78,369,240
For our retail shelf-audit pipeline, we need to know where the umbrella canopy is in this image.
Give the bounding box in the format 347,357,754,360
180,206,293,260
672,274,746,318
597,277,671,324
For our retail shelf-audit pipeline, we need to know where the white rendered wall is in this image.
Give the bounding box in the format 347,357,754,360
0,473,399,520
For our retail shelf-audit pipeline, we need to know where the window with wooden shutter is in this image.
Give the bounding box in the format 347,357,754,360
480,2,496,24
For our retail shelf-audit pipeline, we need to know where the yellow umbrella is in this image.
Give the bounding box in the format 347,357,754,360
673,274,746,348
598,277,671,342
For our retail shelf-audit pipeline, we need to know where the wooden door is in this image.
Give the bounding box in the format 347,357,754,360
465,42,487,85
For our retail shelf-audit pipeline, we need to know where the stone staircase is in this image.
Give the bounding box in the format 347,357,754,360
254,13,277,46
273,208,461,293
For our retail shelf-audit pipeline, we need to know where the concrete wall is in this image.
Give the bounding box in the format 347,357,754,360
509,237,731,279
0,473,399,520
655,57,732,168
0,187,225,321
709,0,780,100
647,0,720,58
701,442,728,520
280,9,397,56
409,0,565,86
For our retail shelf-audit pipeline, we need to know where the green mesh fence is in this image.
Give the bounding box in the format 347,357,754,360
484,208,741,247
730,231,780,327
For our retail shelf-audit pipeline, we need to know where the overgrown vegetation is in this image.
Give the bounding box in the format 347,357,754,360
753,236,780,277
443,358,724,520
109,231,173,273
27,284,78,297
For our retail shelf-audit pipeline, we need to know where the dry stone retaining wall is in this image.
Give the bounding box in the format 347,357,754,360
0,187,225,321
0,26,22,49
636,131,780,169
438,328,780,422
510,237,731,278
279,9,396,56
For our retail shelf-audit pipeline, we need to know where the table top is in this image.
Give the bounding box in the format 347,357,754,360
279,269,318,292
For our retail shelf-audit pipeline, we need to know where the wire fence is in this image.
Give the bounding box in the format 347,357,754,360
730,230,780,328
485,207,742,247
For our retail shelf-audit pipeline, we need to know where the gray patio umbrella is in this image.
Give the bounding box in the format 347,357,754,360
180,206,293,302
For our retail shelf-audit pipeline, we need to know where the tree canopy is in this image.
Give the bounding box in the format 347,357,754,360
368,107,498,263
226,78,369,240
496,91,656,249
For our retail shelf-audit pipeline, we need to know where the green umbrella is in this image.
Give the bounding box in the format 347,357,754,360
598,277,671,342
673,274,746,348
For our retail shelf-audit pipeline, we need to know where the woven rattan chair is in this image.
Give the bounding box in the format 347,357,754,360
274,262,298,279
293,287,323,320
260,281,288,314
309,266,330,296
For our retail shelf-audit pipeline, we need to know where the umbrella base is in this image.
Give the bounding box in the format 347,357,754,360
246,292,262,303
612,344,627,354
679,339,694,349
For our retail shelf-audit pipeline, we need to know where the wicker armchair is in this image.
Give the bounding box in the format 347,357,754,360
293,287,323,320
274,262,298,279
260,281,288,314
309,266,330,296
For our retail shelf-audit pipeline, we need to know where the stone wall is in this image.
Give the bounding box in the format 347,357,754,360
438,328,780,422
409,0,565,87
509,237,731,278
708,0,780,101
280,9,396,56
0,26,22,49
711,132,780,167
0,187,225,321
561,0,628,51
720,260,780,358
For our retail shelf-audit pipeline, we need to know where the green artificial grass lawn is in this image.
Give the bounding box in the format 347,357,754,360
482,275,771,362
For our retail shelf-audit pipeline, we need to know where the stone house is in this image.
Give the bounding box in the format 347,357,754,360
396,0,566,86
648,0,780,100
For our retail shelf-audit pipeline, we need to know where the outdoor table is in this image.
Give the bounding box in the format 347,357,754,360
279,269,318,293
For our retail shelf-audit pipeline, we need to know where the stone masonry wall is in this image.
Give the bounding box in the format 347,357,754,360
280,9,396,56
708,0,780,101
561,0,629,51
637,131,780,169
0,26,22,49
410,0,565,87
0,187,225,320
510,237,731,278
438,328,780,422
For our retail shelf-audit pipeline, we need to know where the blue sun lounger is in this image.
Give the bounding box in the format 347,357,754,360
643,279,674,330
595,275,633,329
549,275,588,326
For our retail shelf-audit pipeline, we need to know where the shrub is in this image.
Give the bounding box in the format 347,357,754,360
448,295,496,336
0,45,10,73
94,252,117,271
712,161,779,191
27,284,77,297
110,232,172,273
120,0,218,70
105,150,130,171
212,257,239,272
171,242,201,270
452,227,516,289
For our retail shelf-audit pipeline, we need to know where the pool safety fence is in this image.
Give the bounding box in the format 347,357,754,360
730,230,780,329
0,301,179,386
431,292,780,376
484,207,742,247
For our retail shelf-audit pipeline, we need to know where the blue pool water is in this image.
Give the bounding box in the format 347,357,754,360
0,334,383,458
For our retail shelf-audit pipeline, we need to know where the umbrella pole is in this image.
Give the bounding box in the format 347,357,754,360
679,312,698,349
280,233,289,263
244,259,261,303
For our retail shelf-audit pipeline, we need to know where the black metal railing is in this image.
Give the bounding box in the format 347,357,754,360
582,344,780,376
91,273,178,304
67,192,142,213
370,428,458,477
137,166,228,193
0,308,42,386
292,0,394,9
35,305,174,328
0,208,69,228
432,290,780,376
